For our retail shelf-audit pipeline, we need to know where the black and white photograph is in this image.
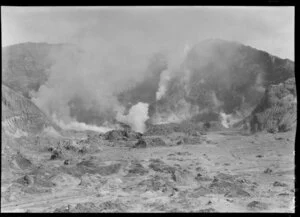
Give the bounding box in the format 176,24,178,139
1,6,295,213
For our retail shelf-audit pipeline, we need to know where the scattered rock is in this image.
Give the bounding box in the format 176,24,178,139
275,137,284,140
75,160,122,176
103,130,128,141
33,175,56,188
196,208,217,213
195,173,212,182
16,175,33,186
50,149,62,160
176,151,191,156
64,160,70,165
128,175,178,195
78,147,87,154
126,161,148,176
224,189,251,198
53,205,71,213
72,202,99,212
188,186,212,198
256,155,263,158
104,129,142,141
215,173,236,182
98,200,128,212
149,159,177,181
264,168,273,174
97,163,122,176
278,193,290,197
145,122,204,136
134,137,169,148
273,181,288,187
209,174,249,197
182,136,201,144
247,201,268,210
14,153,32,170
134,139,147,148
176,140,183,145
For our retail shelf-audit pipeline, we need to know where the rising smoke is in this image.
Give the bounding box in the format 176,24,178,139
116,102,149,133
156,69,171,101
155,42,192,101
31,34,167,132
31,35,269,132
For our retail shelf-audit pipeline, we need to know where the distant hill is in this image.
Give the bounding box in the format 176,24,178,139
2,42,80,98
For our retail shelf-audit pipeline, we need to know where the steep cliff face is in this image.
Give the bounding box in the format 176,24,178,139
1,84,61,137
247,78,297,133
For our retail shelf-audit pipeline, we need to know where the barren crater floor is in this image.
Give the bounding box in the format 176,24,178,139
1,130,295,213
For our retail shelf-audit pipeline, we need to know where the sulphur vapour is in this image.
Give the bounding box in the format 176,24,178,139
116,102,149,133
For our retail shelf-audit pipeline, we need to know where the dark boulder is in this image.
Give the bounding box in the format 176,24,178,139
134,139,147,148
50,149,62,160
104,129,142,141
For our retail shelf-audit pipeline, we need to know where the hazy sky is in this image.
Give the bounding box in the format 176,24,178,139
1,6,294,60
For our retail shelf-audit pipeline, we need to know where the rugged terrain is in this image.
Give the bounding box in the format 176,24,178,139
2,39,295,125
1,39,296,213
1,125,295,213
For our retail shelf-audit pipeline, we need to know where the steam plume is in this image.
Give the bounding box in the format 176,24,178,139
155,42,192,101
116,102,149,133
219,111,243,128
31,35,162,131
156,69,171,100
52,114,113,133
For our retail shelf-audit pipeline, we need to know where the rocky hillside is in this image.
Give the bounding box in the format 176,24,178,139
2,42,79,98
2,40,295,128
150,39,295,124
2,84,61,137
247,77,297,133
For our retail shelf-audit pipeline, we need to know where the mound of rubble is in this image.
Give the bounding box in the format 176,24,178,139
134,137,167,148
149,159,195,184
208,173,254,198
145,122,204,136
54,200,129,213
124,174,178,196
103,129,142,141
248,77,297,133
61,159,122,178
13,152,33,170
125,160,149,176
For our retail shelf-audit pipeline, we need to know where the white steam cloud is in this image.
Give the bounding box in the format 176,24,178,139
219,111,242,128
155,42,192,101
156,69,171,100
211,91,223,108
116,102,149,133
52,114,113,133
31,34,167,132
